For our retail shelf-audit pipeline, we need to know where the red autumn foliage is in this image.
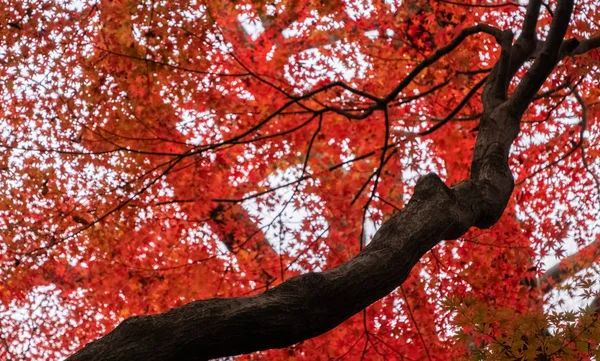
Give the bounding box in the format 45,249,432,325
0,0,599,360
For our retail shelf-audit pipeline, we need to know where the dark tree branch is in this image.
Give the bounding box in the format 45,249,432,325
516,34,600,64
491,30,514,99
509,0,575,116
67,156,517,361
504,0,541,78
521,0,543,42
380,24,504,105
67,62,526,361
570,35,600,55
67,2,578,360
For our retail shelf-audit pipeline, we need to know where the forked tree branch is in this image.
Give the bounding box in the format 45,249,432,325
67,1,576,360
509,0,575,116
507,0,542,78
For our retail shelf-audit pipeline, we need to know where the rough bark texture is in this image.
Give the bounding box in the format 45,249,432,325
66,1,590,360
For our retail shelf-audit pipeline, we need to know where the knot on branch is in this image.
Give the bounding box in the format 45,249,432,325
413,173,453,201
442,181,482,240
412,174,473,240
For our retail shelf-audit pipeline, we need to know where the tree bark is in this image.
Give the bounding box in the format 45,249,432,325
65,84,520,361
66,0,581,360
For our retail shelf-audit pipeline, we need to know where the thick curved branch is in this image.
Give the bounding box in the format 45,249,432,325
67,161,516,361
67,4,575,360
67,57,525,361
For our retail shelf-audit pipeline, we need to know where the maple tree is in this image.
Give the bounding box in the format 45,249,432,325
1,0,600,360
